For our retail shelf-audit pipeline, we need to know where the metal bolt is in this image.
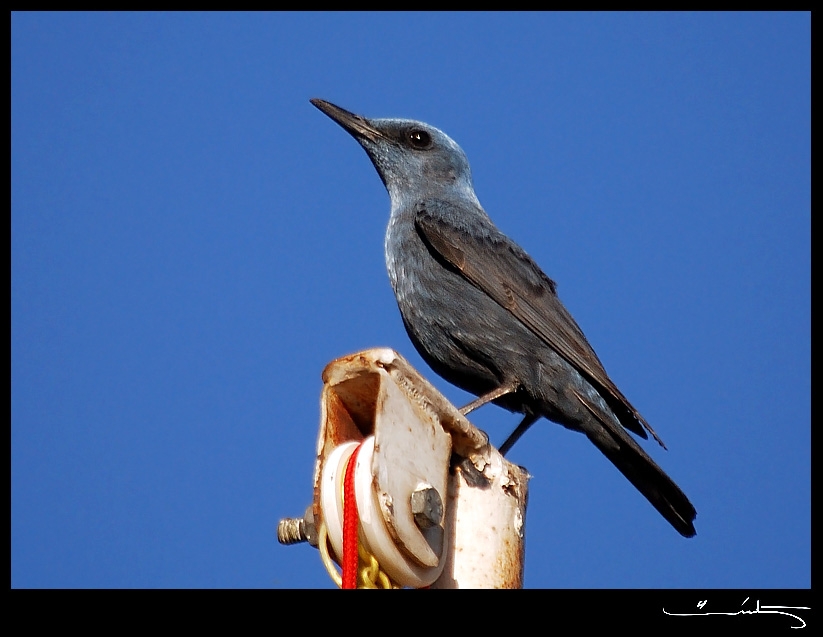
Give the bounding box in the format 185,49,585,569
410,485,443,529
277,505,318,547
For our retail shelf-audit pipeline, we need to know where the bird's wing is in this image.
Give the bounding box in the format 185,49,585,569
415,204,664,446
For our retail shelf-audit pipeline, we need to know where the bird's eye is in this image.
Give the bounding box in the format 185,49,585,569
408,129,432,149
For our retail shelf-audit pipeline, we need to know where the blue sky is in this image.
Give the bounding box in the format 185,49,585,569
12,12,809,589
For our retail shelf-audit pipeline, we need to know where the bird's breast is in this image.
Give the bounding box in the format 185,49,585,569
384,209,522,396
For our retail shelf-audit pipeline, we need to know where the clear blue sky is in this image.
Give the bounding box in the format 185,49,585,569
12,12,809,589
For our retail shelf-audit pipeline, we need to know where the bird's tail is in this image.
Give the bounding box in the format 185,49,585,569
584,418,697,537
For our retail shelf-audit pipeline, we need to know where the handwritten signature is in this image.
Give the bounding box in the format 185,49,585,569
663,597,810,629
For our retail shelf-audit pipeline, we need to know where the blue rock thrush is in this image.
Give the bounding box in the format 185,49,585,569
311,98,696,537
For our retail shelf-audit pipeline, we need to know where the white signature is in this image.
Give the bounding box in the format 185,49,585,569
663,597,810,629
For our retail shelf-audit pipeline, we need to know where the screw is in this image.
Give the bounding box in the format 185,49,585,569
410,485,443,529
277,506,318,547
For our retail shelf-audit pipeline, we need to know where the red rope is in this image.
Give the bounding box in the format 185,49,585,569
342,442,363,589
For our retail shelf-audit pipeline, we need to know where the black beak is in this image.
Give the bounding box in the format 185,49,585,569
310,99,385,143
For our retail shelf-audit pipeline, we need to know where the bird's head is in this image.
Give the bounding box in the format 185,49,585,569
311,99,480,211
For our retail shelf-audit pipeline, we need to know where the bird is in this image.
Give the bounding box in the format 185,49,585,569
311,98,697,538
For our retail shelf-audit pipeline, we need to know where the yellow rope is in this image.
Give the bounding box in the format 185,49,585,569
316,520,398,589
317,522,342,588
358,542,397,589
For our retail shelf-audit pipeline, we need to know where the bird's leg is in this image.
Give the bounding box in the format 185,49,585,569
498,412,540,457
458,380,520,416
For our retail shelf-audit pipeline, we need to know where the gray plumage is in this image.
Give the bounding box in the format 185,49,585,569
311,98,696,538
